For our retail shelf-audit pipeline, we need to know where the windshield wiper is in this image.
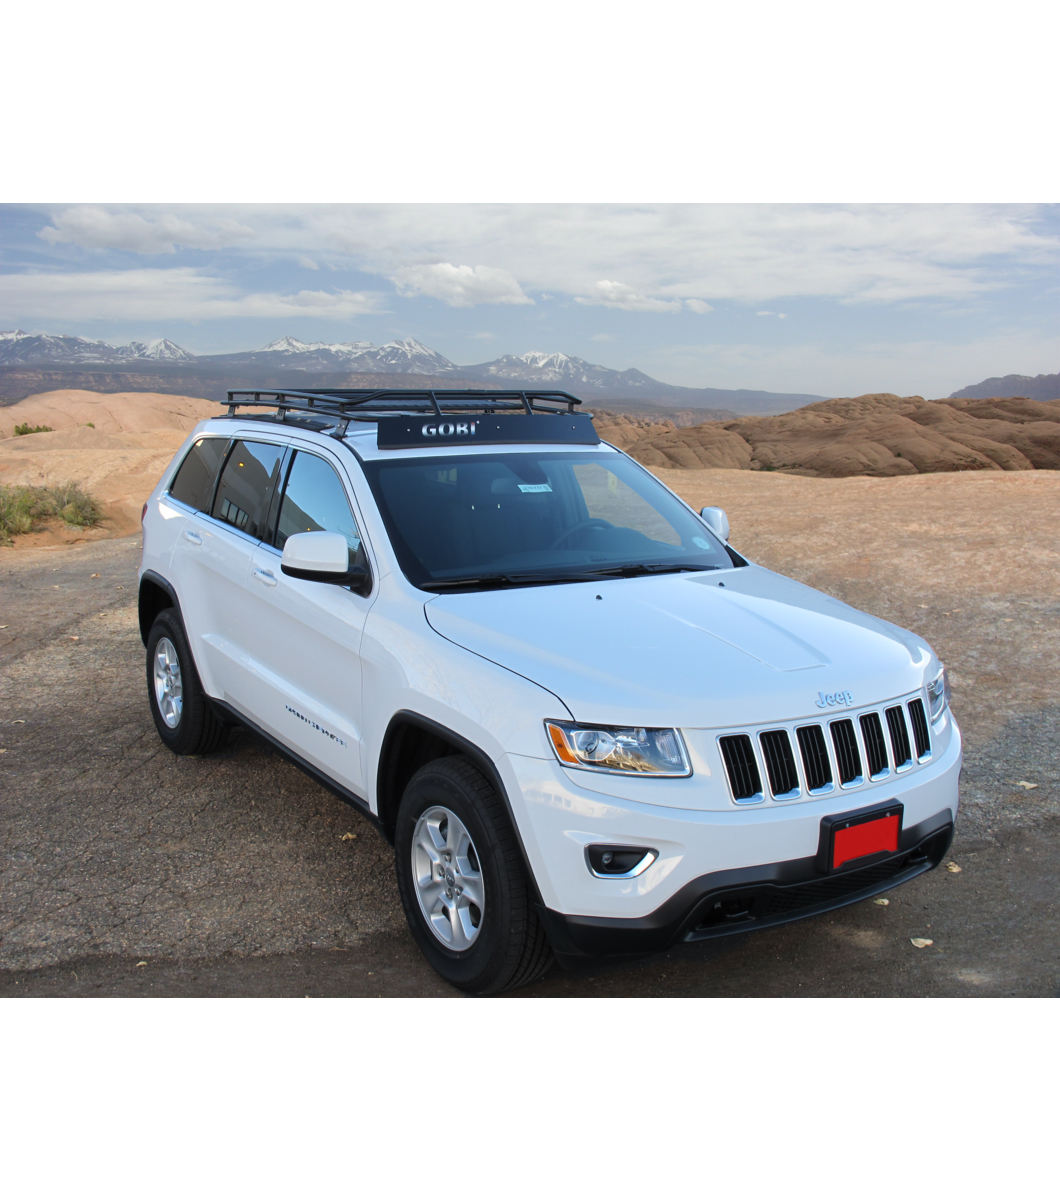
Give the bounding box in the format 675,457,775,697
422,564,717,591
423,570,618,591
588,563,719,578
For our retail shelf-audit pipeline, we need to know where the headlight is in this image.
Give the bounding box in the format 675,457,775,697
545,720,691,776
927,665,950,721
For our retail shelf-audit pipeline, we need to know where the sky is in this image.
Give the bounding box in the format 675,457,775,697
2,203,1057,399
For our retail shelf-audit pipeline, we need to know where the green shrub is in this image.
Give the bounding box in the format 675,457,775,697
0,481,103,543
13,423,54,436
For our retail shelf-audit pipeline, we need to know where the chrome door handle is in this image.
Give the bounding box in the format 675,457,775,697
182,530,203,545
253,568,277,587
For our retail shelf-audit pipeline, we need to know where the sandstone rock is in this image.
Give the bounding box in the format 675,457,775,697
619,393,1060,475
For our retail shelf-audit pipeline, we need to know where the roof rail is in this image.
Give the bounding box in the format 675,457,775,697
225,387,582,424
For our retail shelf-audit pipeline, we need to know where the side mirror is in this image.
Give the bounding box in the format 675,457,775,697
700,506,730,542
281,531,370,591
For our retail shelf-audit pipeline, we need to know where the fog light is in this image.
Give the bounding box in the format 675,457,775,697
586,844,658,878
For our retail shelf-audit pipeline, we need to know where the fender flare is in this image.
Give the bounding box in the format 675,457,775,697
138,569,181,646
378,710,543,904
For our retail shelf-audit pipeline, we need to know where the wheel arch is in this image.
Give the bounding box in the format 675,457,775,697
376,711,543,903
138,570,180,646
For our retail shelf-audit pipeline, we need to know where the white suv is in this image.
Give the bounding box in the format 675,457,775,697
139,388,961,993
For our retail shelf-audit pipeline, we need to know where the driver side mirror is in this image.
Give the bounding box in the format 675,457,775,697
700,506,730,542
281,531,370,593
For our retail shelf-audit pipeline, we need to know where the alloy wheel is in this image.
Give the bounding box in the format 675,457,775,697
411,806,485,950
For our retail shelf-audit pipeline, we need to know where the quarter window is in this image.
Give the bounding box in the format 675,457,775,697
211,440,284,540
276,451,362,554
168,437,229,513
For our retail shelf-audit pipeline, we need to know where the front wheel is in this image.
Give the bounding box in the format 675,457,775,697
146,608,229,756
394,756,554,995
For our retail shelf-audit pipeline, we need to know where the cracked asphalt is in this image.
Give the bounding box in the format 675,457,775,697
1,499,1057,997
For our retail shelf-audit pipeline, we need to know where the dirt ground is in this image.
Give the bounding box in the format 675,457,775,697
1,469,1057,997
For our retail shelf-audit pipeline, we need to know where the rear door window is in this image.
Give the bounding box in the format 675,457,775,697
275,451,362,555
211,440,285,540
168,437,229,513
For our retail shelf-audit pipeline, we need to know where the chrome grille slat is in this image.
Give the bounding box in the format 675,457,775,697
759,729,800,798
885,705,912,768
859,712,889,779
719,734,763,803
908,698,931,761
830,719,863,786
796,724,833,793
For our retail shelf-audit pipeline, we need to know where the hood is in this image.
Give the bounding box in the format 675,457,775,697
424,566,932,728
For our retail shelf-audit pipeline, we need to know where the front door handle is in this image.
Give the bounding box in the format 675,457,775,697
182,530,203,545
253,568,277,587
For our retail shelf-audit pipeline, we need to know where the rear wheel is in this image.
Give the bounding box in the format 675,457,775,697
394,756,554,995
146,608,228,756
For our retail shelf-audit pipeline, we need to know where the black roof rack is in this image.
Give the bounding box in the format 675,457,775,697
226,386,581,418
222,386,597,448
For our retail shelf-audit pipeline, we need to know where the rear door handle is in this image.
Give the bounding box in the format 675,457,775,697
182,530,203,545
253,568,277,587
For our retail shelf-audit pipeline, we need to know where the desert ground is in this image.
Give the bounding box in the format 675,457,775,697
1,391,1057,996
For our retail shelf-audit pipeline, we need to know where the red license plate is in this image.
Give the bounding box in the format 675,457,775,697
833,813,899,869
817,802,903,873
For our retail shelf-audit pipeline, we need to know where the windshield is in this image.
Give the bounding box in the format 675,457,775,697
361,450,738,590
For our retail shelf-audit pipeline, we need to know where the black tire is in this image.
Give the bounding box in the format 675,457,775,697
394,755,554,995
145,607,229,756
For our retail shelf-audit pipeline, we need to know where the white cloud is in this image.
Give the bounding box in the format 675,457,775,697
390,262,532,307
215,203,1056,307
298,256,319,270
38,206,257,254
576,280,684,312
0,268,387,321
684,298,713,314
757,310,775,316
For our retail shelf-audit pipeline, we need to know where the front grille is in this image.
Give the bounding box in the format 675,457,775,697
830,719,863,784
719,734,762,801
886,705,912,767
760,729,799,797
859,712,889,777
908,698,930,759
796,724,833,791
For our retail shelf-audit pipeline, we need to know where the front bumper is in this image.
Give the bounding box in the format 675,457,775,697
503,714,961,947
538,807,954,956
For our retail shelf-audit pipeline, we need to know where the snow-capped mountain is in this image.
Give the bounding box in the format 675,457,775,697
208,336,458,375
0,330,194,365
116,338,195,362
0,328,830,412
463,350,669,395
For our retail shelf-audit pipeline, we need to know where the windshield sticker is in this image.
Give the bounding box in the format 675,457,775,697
518,483,553,493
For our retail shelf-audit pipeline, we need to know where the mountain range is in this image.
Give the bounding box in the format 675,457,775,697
949,372,1060,403
0,330,826,413
1,329,1055,412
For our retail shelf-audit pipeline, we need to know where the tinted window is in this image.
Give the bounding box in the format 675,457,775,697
276,452,362,554
362,450,733,588
212,440,284,540
169,437,229,513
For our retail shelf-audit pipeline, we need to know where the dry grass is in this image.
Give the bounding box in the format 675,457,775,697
0,481,103,544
